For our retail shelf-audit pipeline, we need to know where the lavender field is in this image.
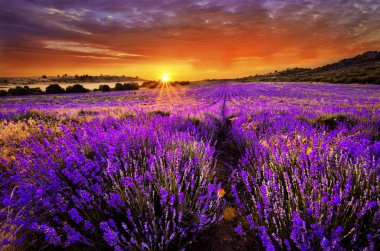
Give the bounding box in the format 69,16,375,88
1,82,379,250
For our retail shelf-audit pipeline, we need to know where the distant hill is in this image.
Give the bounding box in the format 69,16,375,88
225,51,380,84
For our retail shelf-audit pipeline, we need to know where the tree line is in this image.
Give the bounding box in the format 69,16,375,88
0,83,139,96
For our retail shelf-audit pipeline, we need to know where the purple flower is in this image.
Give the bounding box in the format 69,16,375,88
36,189,43,196
103,228,120,247
246,215,255,229
258,226,275,251
68,208,83,224
331,195,341,205
234,224,245,236
160,187,168,206
107,193,123,209
320,237,330,250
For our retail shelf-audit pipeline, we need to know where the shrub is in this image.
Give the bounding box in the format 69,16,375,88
148,110,170,117
7,86,29,96
313,114,357,130
230,119,379,250
46,84,65,94
114,83,124,91
123,82,139,90
141,81,159,89
29,87,44,95
66,84,90,93
99,85,111,92
114,83,139,91
1,118,223,250
0,90,7,96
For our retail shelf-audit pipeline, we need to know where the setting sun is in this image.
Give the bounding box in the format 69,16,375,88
162,73,169,82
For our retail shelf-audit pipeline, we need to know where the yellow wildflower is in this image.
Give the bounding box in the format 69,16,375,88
329,147,334,157
223,207,237,221
217,188,225,198
306,147,312,155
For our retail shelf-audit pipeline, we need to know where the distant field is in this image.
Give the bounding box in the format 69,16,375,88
1,82,379,250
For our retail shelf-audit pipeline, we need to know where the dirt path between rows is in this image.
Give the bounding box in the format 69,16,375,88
190,89,255,251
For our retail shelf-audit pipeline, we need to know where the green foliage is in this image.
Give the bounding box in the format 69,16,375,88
98,84,111,92
312,114,357,130
11,110,57,122
7,86,43,96
297,114,358,130
187,116,201,126
46,84,65,94
148,110,170,117
120,112,136,119
77,110,99,116
66,84,90,93
141,81,159,89
28,87,44,95
114,82,139,91
7,86,29,96
173,81,191,86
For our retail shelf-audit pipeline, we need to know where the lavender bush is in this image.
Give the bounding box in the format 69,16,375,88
230,111,380,250
1,116,224,250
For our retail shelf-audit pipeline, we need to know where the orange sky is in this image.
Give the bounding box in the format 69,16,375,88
0,0,379,80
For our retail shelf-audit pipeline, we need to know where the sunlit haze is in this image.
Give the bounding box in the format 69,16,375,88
0,0,379,80
162,73,169,82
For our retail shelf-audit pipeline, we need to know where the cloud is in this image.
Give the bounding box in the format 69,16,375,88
44,40,144,57
0,0,379,78
46,7,88,21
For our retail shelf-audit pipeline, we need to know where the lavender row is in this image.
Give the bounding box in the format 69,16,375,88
1,115,224,250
